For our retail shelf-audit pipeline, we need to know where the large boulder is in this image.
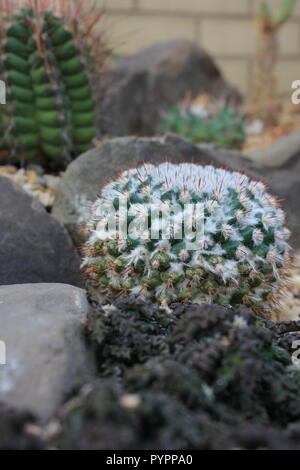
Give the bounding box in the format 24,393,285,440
0,283,94,422
98,39,241,136
52,134,300,248
0,176,83,286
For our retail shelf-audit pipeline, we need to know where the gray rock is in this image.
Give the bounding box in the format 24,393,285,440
52,134,300,248
245,130,300,167
0,176,83,286
98,39,241,137
0,283,94,422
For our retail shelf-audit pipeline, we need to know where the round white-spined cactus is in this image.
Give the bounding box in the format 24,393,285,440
82,163,291,314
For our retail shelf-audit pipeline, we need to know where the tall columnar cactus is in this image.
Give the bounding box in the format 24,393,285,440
0,1,106,162
250,0,295,124
82,163,291,316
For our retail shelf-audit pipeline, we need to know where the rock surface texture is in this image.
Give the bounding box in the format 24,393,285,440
0,176,83,286
98,39,241,136
53,134,300,248
245,130,300,167
0,283,94,422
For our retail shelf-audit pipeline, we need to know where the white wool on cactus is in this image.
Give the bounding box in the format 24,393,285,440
82,163,291,315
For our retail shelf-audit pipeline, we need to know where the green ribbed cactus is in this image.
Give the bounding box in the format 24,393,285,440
82,163,292,316
0,6,97,162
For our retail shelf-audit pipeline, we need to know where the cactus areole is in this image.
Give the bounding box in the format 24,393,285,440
0,7,97,162
82,163,291,314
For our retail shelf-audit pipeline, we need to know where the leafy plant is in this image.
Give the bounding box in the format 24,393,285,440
87,295,180,376
160,106,246,149
0,0,108,164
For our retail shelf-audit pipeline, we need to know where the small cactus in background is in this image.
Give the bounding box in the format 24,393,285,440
160,106,246,150
0,0,107,164
82,163,291,315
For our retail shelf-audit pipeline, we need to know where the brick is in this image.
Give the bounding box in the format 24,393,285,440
215,58,250,93
106,0,134,10
278,22,300,55
137,0,250,14
275,60,300,94
200,19,256,55
106,14,196,54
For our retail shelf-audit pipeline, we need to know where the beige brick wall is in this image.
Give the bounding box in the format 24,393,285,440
105,0,300,96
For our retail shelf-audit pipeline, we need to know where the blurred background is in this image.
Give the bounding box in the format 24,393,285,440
106,0,300,98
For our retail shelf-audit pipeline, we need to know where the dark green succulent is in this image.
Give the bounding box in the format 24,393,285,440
55,300,300,450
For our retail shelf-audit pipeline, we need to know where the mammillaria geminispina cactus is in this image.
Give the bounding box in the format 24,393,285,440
82,163,291,315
